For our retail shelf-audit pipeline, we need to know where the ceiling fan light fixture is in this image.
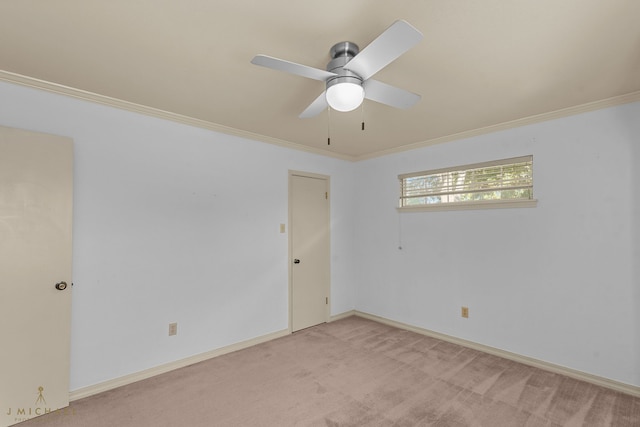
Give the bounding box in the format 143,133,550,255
252,21,423,118
326,81,364,112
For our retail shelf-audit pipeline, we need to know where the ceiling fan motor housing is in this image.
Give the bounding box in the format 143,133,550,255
326,41,363,90
251,20,423,118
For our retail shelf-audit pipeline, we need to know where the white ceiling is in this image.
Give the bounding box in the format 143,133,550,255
1,1,639,160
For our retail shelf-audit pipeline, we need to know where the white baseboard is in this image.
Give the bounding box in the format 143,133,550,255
69,328,290,401
353,311,640,398
330,309,357,322
69,311,639,401
70,312,355,401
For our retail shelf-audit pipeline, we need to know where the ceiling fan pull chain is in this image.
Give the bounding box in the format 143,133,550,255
327,106,331,145
252,21,423,122
361,103,365,131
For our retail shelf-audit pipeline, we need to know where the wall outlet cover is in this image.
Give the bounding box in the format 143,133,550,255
169,322,178,336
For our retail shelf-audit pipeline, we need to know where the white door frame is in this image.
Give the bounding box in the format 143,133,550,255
288,170,331,332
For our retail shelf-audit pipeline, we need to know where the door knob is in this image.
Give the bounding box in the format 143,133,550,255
55,281,68,291
293,259,300,264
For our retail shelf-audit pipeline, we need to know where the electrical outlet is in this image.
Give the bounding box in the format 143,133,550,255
461,307,469,318
168,322,178,336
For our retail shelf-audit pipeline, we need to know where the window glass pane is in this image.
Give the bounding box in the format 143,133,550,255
399,156,533,208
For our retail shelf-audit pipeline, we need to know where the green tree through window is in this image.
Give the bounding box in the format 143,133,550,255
399,156,533,208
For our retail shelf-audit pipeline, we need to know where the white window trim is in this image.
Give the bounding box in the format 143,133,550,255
398,155,537,212
397,198,537,213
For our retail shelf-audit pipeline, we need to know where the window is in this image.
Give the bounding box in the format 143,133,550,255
398,155,536,211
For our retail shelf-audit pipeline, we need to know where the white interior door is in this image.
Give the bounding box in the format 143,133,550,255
290,172,330,332
0,126,73,427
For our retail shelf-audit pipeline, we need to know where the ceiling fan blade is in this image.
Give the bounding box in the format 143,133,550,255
363,79,421,109
343,20,423,81
251,55,336,81
299,91,328,118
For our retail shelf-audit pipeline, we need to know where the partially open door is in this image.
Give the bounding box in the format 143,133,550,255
0,126,73,426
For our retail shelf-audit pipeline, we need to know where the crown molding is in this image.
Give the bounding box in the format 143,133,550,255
355,90,640,161
2,70,638,163
0,70,354,162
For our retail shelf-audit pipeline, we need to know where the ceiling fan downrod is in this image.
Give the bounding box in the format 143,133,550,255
325,42,364,94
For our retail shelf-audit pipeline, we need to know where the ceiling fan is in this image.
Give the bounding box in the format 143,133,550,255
251,20,423,118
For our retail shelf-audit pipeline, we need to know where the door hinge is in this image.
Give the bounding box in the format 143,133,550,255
325,191,328,200
326,297,328,305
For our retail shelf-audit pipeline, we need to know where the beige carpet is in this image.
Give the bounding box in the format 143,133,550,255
17,316,640,426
